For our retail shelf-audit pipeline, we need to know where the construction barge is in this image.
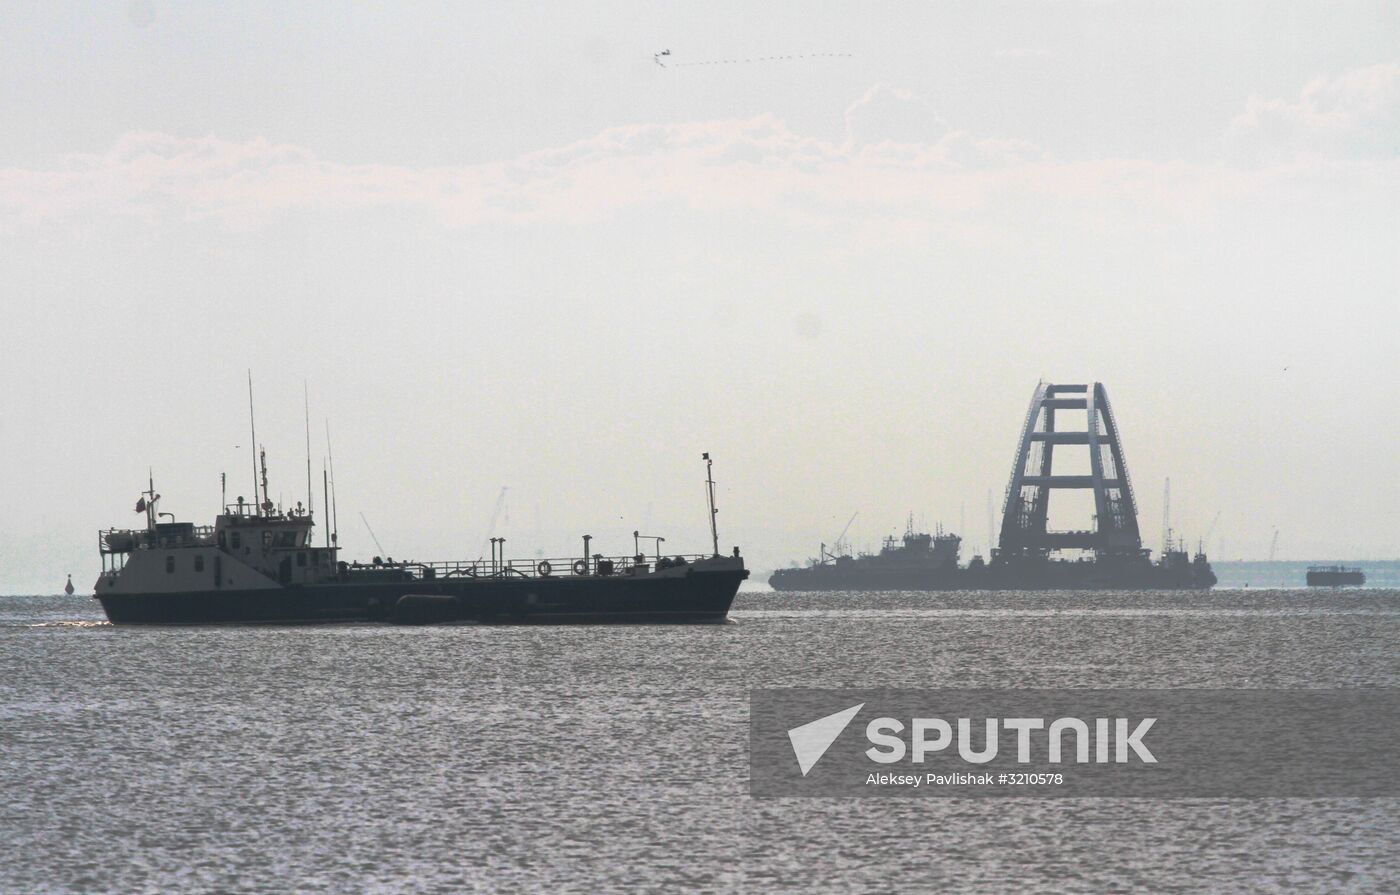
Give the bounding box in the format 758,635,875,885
1306,566,1366,587
771,381,1216,591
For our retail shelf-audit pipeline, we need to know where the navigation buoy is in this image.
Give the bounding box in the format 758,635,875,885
64,574,75,596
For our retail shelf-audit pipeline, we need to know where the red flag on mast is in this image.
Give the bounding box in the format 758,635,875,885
135,497,147,513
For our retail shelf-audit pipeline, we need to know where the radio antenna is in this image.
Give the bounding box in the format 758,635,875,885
247,371,260,516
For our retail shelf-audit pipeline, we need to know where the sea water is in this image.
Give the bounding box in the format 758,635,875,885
2,590,1398,893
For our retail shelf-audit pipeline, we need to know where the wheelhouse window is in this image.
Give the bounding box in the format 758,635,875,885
194,555,205,572
296,551,306,568
165,555,175,573
231,532,242,549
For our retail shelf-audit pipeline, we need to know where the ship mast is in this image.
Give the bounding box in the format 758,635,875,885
323,462,331,548
326,420,339,546
247,371,260,516
704,452,719,557
304,381,313,520
145,469,157,531
259,448,271,515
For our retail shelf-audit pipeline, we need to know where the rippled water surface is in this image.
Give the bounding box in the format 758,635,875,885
3,590,1399,893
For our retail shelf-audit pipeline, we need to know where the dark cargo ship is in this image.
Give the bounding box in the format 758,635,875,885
95,455,746,625
770,526,965,591
1306,566,1366,587
770,381,1216,591
769,529,1215,591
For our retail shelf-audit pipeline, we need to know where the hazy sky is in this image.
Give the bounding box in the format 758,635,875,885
2,1,1398,591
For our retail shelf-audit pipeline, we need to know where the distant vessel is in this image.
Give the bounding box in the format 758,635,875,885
768,527,1215,591
1306,566,1365,587
93,452,746,625
770,381,1216,591
769,523,964,591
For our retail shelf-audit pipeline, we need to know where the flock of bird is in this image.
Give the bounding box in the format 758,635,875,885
654,49,852,67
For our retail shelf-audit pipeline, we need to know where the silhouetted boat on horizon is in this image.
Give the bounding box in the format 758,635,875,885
1306,566,1365,587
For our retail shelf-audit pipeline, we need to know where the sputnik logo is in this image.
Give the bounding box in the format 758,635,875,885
787,703,864,776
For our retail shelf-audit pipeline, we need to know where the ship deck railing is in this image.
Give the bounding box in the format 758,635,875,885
357,553,717,581
99,526,217,554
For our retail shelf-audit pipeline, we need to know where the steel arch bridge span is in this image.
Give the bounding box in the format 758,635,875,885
999,382,1143,555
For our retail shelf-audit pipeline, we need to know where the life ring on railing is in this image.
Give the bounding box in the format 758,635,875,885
537,560,553,577
572,559,588,576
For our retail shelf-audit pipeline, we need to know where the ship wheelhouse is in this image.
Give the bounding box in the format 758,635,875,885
212,499,336,586
97,478,339,595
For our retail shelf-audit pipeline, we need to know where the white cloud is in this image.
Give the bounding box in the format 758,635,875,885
1,83,1395,238
843,84,951,148
1227,62,1400,162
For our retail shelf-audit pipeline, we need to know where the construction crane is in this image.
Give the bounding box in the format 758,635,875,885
359,512,387,557
1195,510,1222,555
1161,477,1171,554
824,511,858,561
1201,510,1221,545
986,489,994,557
478,486,509,558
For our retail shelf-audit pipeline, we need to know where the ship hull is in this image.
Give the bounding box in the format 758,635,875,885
96,568,746,625
769,568,973,592
769,560,1215,591
1306,572,1365,587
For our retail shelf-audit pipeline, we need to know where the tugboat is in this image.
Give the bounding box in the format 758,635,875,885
93,453,746,625
770,520,966,591
1306,566,1366,587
